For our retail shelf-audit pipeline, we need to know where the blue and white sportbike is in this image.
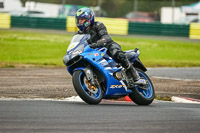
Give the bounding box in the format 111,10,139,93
63,34,155,105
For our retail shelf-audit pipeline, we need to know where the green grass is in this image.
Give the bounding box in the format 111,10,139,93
0,30,73,67
0,30,200,67
113,36,200,67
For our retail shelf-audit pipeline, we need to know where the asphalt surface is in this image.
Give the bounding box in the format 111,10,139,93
0,100,199,133
147,67,200,80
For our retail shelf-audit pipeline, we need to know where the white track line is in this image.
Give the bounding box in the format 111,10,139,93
1,96,200,104
171,96,200,104
0,96,83,102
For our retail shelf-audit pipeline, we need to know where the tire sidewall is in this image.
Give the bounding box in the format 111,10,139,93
129,68,155,105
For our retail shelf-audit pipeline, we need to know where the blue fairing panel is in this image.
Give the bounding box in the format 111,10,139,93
80,48,130,96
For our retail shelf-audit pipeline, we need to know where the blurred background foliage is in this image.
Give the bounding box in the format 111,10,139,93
20,0,200,18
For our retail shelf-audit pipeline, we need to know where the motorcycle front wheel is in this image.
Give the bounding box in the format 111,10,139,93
129,68,155,105
72,70,103,105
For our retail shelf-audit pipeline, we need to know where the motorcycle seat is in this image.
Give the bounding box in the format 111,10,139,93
125,50,137,59
125,48,139,59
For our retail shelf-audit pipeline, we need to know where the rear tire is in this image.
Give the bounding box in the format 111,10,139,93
72,70,103,105
129,68,155,105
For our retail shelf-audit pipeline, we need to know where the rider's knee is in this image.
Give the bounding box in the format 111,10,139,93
115,51,126,62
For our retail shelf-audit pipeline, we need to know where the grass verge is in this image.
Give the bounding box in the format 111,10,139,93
0,30,200,67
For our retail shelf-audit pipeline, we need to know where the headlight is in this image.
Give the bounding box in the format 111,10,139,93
63,55,69,65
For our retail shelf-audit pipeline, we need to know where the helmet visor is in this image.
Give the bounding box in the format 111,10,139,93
77,17,87,25
76,16,90,27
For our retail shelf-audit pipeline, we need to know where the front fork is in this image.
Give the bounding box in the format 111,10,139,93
121,68,130,85
83,66,96,86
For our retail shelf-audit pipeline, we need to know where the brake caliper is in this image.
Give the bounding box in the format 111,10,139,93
86,80,96,91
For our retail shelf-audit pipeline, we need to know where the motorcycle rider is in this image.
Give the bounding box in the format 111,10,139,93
75,8,146,87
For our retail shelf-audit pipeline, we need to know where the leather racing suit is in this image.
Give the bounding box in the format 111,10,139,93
77,21,140,85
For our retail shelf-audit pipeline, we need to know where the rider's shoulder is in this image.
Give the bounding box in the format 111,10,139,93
93,21,106,29
94,21,103,26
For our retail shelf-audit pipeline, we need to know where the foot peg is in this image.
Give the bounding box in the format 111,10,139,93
134,79,146,85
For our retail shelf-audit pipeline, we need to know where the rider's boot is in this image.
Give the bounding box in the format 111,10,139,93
115,51,146,88
125,63,146,88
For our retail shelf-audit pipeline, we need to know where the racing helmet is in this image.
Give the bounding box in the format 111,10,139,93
75,8,95,31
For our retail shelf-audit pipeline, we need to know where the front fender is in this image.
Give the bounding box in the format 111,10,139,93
73,67,85,73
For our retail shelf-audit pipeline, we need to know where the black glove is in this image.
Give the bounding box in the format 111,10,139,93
89,43,97,49
89,39,106,49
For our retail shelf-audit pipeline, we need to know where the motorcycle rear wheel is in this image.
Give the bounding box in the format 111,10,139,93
129,68,155,105
72,70,103,105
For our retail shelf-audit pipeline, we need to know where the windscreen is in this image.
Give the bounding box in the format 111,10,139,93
67,34,86,52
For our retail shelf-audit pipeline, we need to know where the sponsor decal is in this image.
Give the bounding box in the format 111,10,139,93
67,42,79,51
94,53,99,56
101,62,108,66
110,85,126,89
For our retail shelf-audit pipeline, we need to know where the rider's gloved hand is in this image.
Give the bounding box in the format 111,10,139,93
89,43,98,49
89,39,106,49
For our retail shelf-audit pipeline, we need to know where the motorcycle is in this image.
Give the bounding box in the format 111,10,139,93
63,34,155,105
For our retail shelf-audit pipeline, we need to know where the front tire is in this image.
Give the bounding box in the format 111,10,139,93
129,68,155,105
72,70,103,105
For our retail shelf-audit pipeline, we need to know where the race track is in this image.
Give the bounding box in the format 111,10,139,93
0,99,199,133
0,67,200,133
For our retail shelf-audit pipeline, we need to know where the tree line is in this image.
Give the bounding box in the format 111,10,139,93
20,0,200,17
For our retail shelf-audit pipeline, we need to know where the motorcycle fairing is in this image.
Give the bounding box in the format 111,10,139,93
79,46,132,96
65,34,141,97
